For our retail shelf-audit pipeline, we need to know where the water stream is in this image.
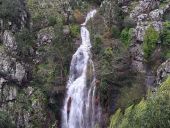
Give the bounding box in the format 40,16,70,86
62,10,101,128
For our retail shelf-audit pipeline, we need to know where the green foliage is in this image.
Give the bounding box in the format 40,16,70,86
112,26,120,39
15,28,35,61
70,24,80,37
93,35,103,54
160,22,170,59
109,77,170,128
0,0,22,22
161,21,170,45
116,83,145,110
143,26,159,59
120,28,133,47
48,16,57,26
96,40,136,108
84,0,103,5
0,111,15,128
109,109,123,128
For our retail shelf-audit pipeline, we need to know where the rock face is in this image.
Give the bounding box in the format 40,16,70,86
3,30,17,55
128,0,170,73
130,0,159,20
37,27,55,47
0,1,48,127
0,51,26,83
157,59,170,85
129,43,145,72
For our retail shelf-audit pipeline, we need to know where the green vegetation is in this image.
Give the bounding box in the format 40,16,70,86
93,35,103,54
116,82,145,110
112,26,120,39
15,28,35,61
110,77,170,128
0,0,22,22
70,24,80,37
143,26,159,59
48,16,57,26
120,28,133,47
161,21,170,45
160,22,170,59
0,111,15,128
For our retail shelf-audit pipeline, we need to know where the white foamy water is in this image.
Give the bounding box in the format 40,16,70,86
62,10,101,128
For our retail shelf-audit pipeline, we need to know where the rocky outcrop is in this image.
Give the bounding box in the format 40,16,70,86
129,43,145,72
157,59,170,85
3,30,17,55
37,27,55,47
128,0,170,73
130,0,159,20
0,49,26,83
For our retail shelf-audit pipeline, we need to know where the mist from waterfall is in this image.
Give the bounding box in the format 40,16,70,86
62,10,101,128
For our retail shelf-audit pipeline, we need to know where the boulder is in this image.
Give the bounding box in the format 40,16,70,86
37,27,55,47
0,50,26,83
3,30,17,54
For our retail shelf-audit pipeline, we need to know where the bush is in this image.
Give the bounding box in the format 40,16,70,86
161,22,170,45
0,111,15,128
69,24,80,37
143,26,159,59
109,77,170,128
116,83,145,110
120,28,133,47
15,28,35,61
48,16,57,26
93,35,103,54
112,26,120,39
0,0,23,24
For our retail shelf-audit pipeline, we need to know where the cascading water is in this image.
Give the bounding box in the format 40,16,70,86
62,10,101,128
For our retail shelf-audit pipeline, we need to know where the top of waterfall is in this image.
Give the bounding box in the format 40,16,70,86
81,10,97,26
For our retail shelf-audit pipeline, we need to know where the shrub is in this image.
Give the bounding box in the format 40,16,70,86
143,26,159,59
109,77,170,128
69,24,80,37
112,26,120,39
15,28,35,61
0,0,23,24
116,83,145,110
48,16,57,26
93,35,103,54
161,21,170,45
120,28,133,47
0,111,15,128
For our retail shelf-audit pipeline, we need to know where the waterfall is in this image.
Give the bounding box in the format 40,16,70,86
62,10,101,128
